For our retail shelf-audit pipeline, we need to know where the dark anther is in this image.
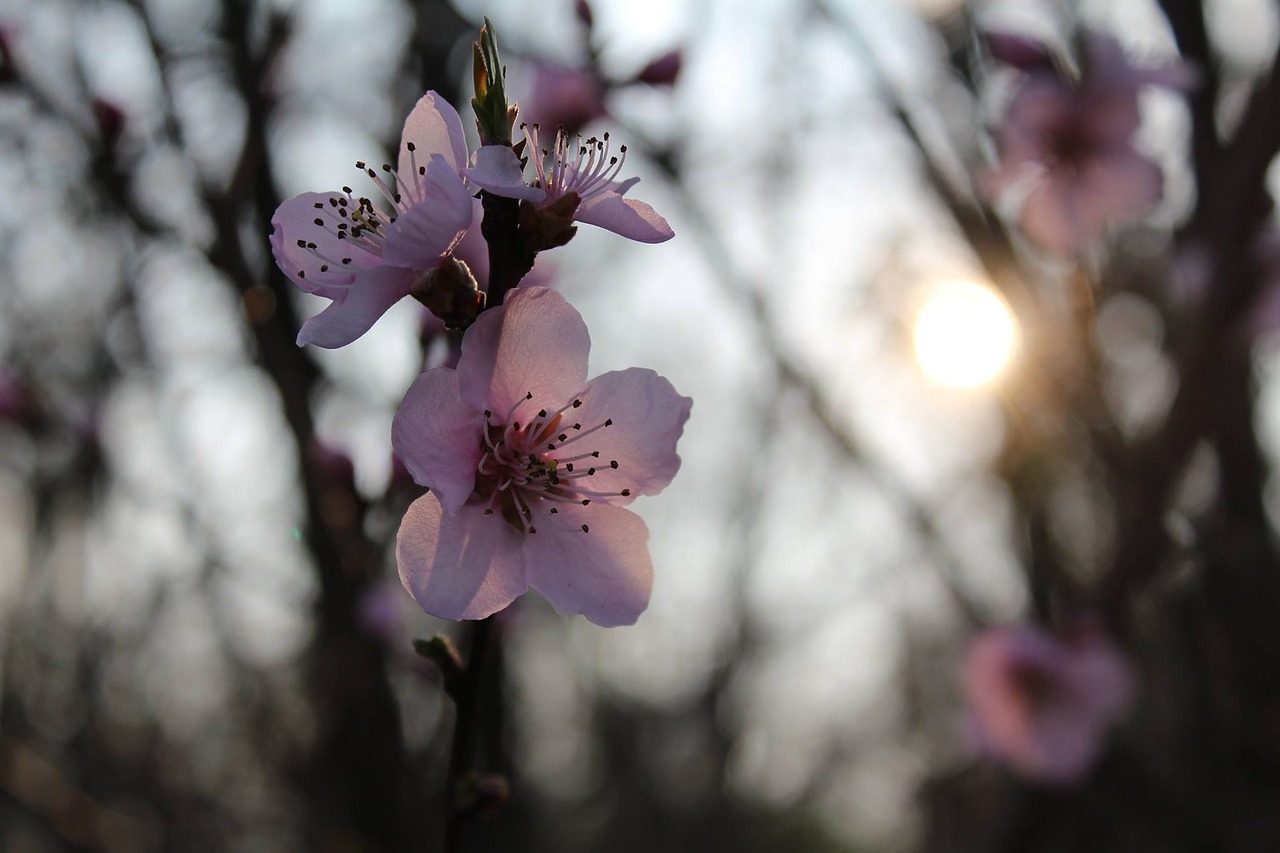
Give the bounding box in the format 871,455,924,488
297,270,305,278
581,499,590,506
581,524,589,533
573,423,581,430
320,264,329,272
591,451,600,458
550,508,558,514
566,463,574,472
610,460,619,469
484,509,493,515
587,468,596,476
604,419,613,427
557,434,567,442
314,218,324,226
342,258,352,264
621,489,631,496
406,142,416,151
296,239,306,248
538,409,547,418
573,400,582,408
313,202,323,209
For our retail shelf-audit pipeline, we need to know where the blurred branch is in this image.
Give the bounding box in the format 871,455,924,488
1101,34,1280,624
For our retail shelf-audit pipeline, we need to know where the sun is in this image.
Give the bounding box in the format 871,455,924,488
913,280,1019,389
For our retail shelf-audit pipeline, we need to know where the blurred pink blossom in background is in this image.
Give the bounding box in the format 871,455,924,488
983,30,1195,256
963,622,1134,785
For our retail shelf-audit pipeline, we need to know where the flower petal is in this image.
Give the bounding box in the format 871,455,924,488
575,191,674,243
296,265,416,348
397,493,527,621
1076,148,1163,223
271,191,380,294
465,145,546,202
549,368,691,504
457,286,591,420
392,368,483,514
398,91,469,176
524,503,653,627
381,158,473,270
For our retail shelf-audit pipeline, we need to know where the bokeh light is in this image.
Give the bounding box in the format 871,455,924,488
912,280,1018,389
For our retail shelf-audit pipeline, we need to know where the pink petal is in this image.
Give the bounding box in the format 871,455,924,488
392,368,483,515
1020,178,1087,256
524,503,653,627
397,493,527,621
296,265,416,348
457,286,591,421
1025,698,1108,785
398,91,468,177
575,191,674,243
1077,148,1163,222
271,191,379,294
380,158,473,270
465,145,546,202
549,368,691,504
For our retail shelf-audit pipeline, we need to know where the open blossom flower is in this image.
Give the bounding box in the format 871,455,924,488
270,92,474,347
963,623,1134,786
466,125,674,244
393,286,691,627
984,30,1195,255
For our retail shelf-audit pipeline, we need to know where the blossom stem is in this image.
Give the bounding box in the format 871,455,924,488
443,615,499,851
480,190,537,309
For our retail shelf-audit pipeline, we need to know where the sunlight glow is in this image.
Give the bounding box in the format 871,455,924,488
913,280,1018,389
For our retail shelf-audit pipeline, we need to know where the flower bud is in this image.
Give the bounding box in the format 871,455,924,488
635,49,682,86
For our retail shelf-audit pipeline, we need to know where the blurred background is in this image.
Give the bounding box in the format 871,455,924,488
4,0,1280,849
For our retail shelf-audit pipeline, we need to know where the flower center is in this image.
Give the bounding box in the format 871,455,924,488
522,123,629,206
289,147,436,284
474,391,632,534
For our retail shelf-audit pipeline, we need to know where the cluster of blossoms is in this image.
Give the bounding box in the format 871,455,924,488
963,622,1133,785
271,61,688,627
983,30,1195,256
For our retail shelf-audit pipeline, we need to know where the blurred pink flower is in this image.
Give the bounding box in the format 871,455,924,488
963,623,1133,785
984,31,1195,255
520,63,608,136
357,582,405,639
0,372,33,425
393,286,691,627
467,126,674,244
270,92,473,347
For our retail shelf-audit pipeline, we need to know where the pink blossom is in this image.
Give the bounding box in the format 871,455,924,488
393,286,691,627
520,63,608,136
466,126,674,245
270,92,474,347
963,623,1133,785
984,31,1195,255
